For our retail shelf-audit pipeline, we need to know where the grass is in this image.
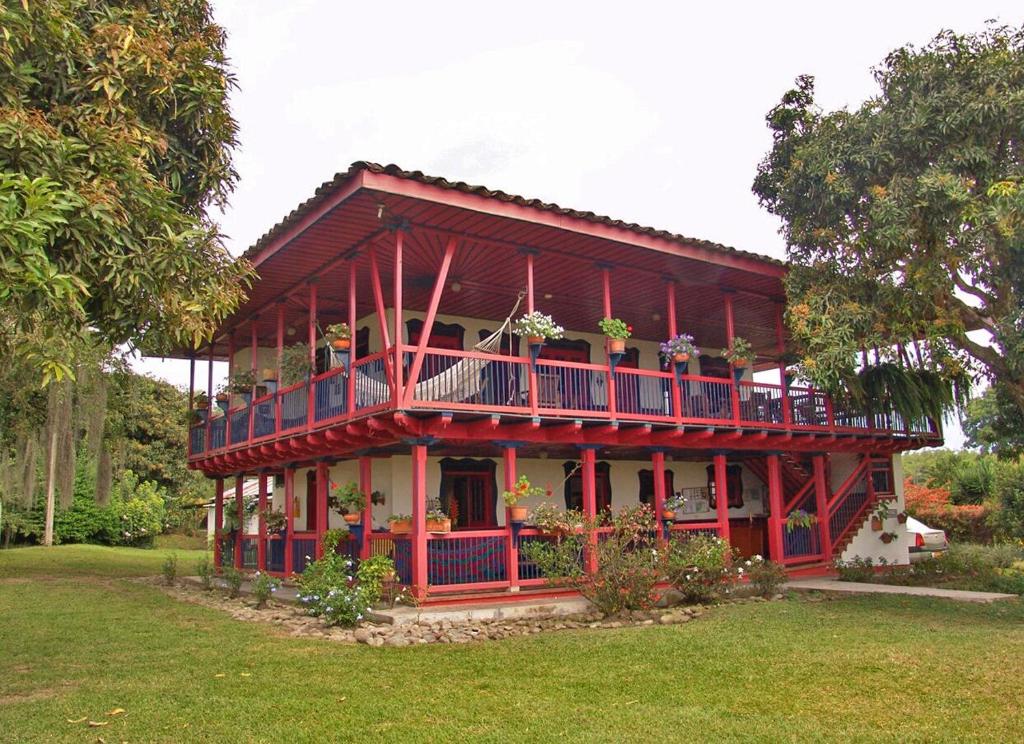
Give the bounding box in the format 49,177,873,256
1,547,1023,743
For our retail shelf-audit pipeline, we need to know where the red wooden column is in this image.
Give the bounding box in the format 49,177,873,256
774,303,792,426
307,281,318,426
392,231,404,408
213,477,224,568
188,357,195,422
275,301,285,432
315,461,329,559
723,290,741,424
652,450,667,544
502,443,520,591
666,280,683,424
713,453,731,544
347,262,358,414
283,466,295,575
524,250,539,416
225,335,235,444
249,319,258,440
580,446,598,574
358,455,372,559
813,454,832,558
234,476,244,569
410,442,428,599
404,237,456,407
601,266,617,420
206,345,214,451
257,473,268,571
766,455,784,561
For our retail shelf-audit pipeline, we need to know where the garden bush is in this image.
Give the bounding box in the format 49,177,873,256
221,566,243,598
296,530,394,626
161,553,178,586
903,479,992,543
746,555,787,596
196,554,214,590
663,534,740,603
251,571,281,609
520,505,662,615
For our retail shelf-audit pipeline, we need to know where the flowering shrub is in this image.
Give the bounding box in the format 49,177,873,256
513,311,565,340
663,534,740,603
745,555,787,596
904,479,992,542
296,530,394,626
251,571,281,609
221,566,243,598
107,471,166,548
520,505,661,615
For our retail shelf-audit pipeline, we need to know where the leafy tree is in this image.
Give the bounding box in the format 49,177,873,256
753,25,1024,415
0,0,252,383
964,386,1024,458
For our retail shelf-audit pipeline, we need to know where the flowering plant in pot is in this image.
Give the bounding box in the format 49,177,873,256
529,503,584,536
785,508,817,533
513,311,565,345
279,343,313,386
880,531,899,544
870,501,889,531
261,507,287,535
387,513,412,534
660,333,698,364
599,317,631,354
193,391,210,410
325,322,352,350
329,481,365,524
502,475,544,522
721,336,753,368
425,502,451,533
662,493,685,521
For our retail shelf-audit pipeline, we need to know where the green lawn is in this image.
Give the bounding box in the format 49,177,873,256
1,546,1023,742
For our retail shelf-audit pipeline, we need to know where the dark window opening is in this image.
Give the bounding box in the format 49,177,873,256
638,468,674,506
439,458,498,529
563,460,612,513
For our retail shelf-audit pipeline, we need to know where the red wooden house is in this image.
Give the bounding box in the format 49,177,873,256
181,162,940,601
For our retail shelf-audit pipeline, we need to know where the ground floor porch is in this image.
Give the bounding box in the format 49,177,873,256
210,435,909,601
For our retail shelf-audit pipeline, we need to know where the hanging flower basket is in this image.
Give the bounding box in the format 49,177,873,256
661,509,677,521
509,505,529,523
388,516,412,535
343,513,361,525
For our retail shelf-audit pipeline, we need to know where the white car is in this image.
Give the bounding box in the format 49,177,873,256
905,515,948,562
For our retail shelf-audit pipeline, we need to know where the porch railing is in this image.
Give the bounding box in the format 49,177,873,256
189,344,940,458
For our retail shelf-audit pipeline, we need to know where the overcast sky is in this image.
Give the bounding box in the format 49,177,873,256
135,0,1024,448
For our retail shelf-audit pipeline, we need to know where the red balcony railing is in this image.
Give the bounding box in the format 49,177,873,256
189,345,939,459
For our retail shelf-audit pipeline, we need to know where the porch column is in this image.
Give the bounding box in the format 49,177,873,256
275,301,285,432
601,266,618,420
723,290,741,424
813,454,832,557
249,318,258,440
188,357,195,422
580,446,599,574
347,262,357,414
206,345,214,452
524,249,539,416
315,461,329,559
307,281,318,426
766,455,784,561
213,477,224,567
257,473,268,571
283,466,295,575
666,280,683,423
392,231,404,407
359,455,372,559
410,442,428,599
713,453,731,544
774,303,792,426
225,335,235,444
234,476,244,569
652,449,667,544
502,443,521,592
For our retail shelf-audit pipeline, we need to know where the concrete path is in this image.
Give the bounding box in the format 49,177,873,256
786,577,1017,603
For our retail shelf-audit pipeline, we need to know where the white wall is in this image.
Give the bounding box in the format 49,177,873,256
838,454,909,565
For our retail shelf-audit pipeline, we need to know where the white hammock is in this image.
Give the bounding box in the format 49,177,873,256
355,293,524,407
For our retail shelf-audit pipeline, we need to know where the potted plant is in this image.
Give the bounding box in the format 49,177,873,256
325,322,352,350
262,507,287,535
660,333,699,365
599,317,631,354
371,490,386,506
870,501,888,531
387,513,412,535
880,531,898,544
529,503,584,537
229,368,257,405
279,343,312,386
513,311,565,346
896,511,908,524
502,475,544,522
425,502,451,533
662,493,685,521
329,481,365,524
721,336,753,369
193,392,210,422
785,508,817,533
214,384,230,407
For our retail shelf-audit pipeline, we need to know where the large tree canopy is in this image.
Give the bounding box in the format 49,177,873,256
0,0,252,383
753,25,1024,418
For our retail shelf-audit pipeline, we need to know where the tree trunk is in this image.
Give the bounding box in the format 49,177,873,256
43,427,57,547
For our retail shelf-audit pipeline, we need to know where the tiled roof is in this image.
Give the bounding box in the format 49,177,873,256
242,161,783,268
